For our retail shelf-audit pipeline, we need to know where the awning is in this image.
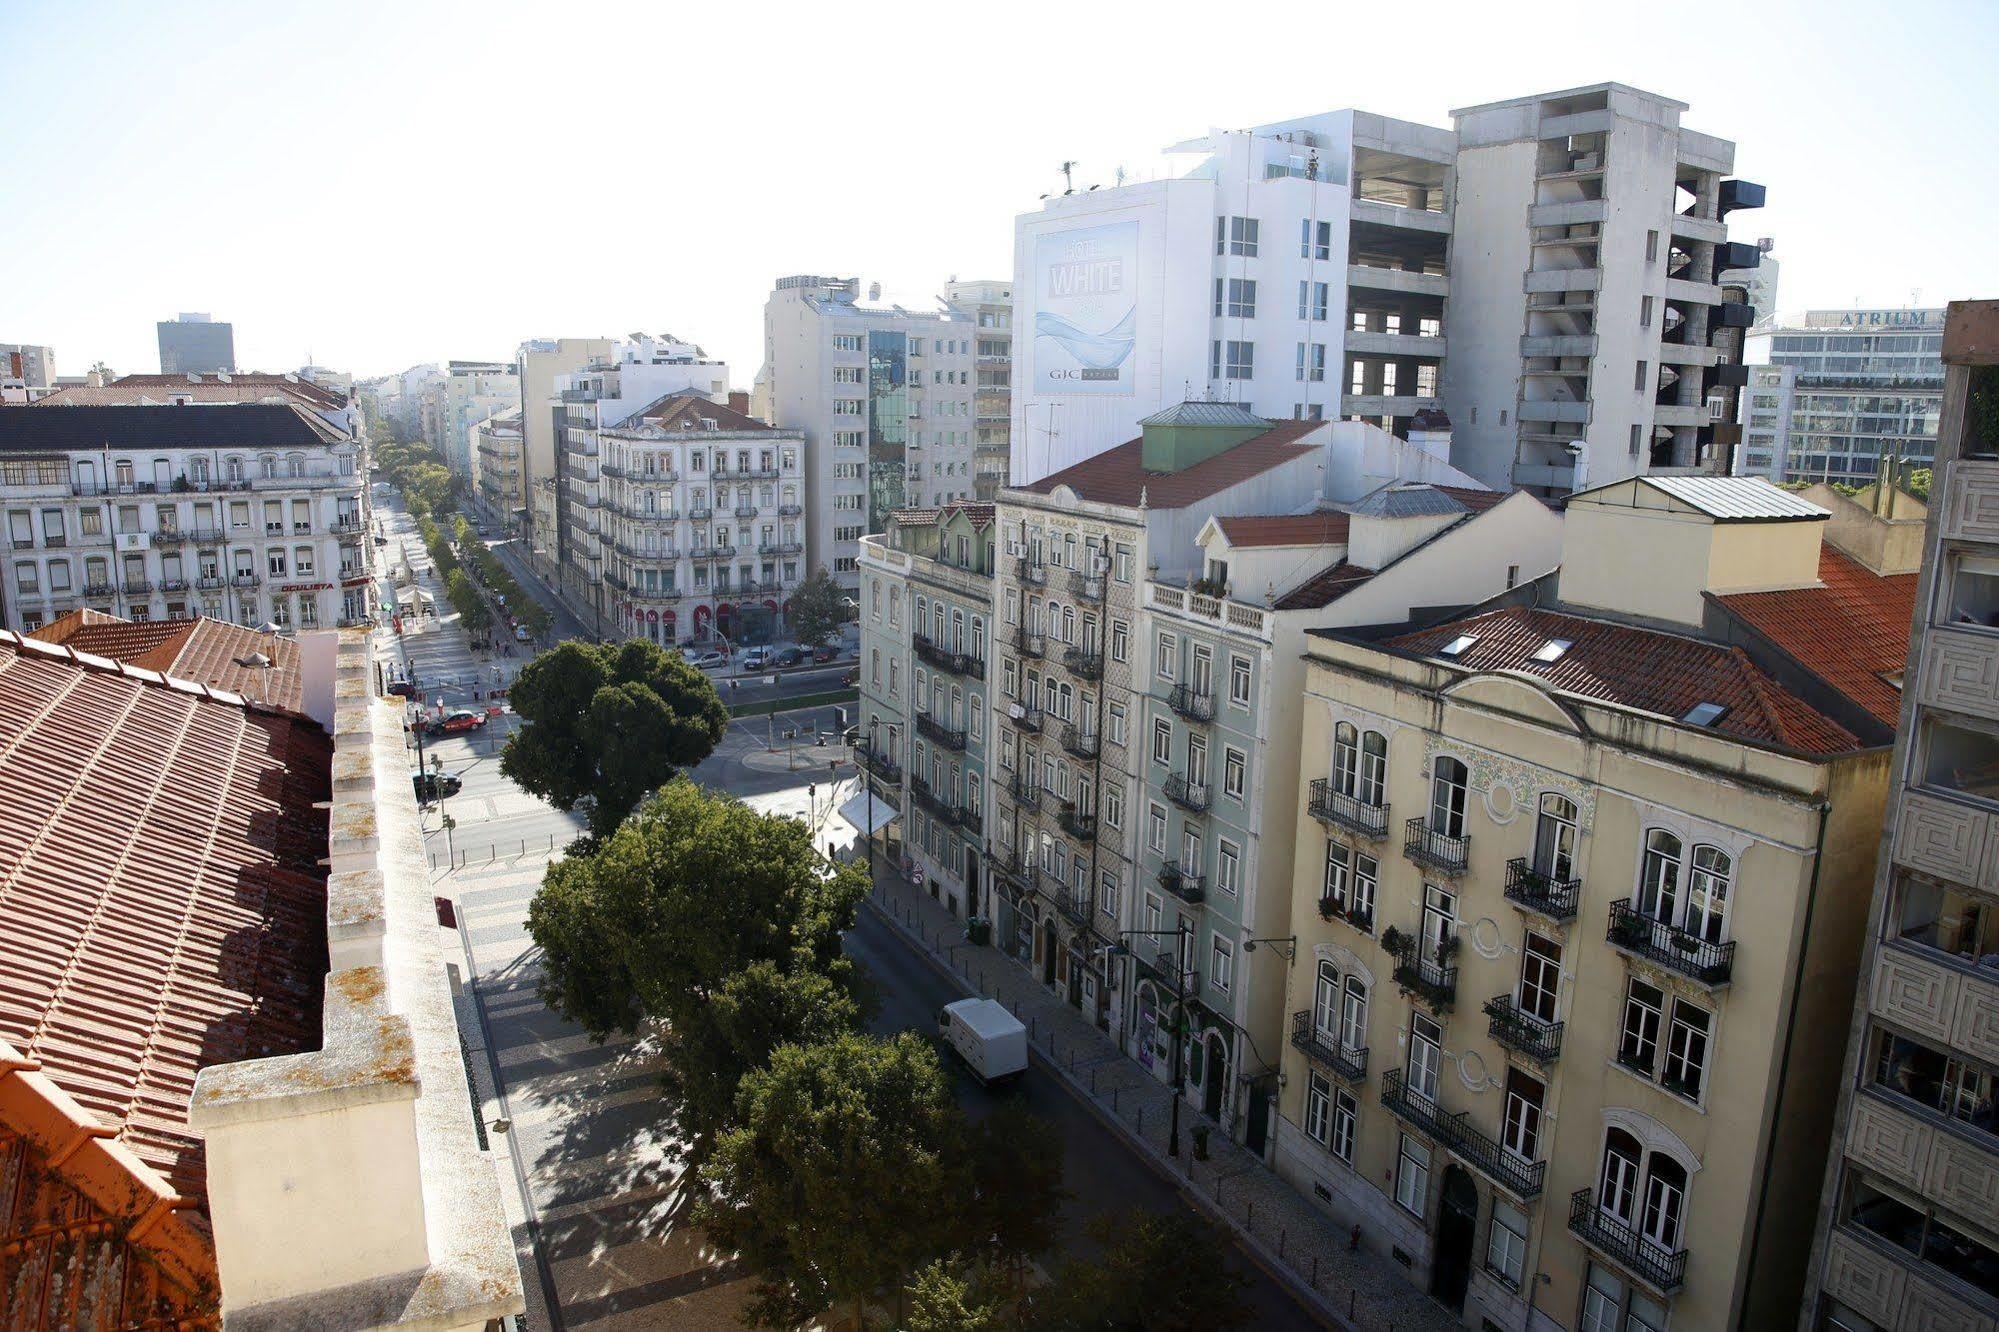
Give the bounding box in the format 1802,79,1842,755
838,789,900,837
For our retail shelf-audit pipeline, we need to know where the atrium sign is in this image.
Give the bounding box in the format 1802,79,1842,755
1804,308,1945,330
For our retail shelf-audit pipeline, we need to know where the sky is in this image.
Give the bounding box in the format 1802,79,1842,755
4,0,1996,387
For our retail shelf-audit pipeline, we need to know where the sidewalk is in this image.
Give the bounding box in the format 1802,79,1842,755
864,867,1458,1332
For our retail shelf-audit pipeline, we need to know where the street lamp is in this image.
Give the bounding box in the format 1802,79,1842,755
863,715,881,883
1112,922,1193,1158
1241,935,1299,962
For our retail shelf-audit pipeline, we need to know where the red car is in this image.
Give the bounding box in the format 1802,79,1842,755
429,709,486,735
386,679,415,698
812,643,840,663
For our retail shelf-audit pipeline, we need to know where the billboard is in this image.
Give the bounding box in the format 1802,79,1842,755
1032,220,1138,396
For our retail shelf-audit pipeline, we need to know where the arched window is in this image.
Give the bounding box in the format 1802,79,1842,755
1342,975,1368,1054
260,454,277,478
1359,732,1386,805
1687,846,1731,943
1639,831,1683,923
1641,1157,1688,1250
189,456,210,482
1600,1129,1644,1222
1431,756,1469,837
225,456,244,483
1333,723,1359,795
1535,793,1580,880
1313,961,1340,1038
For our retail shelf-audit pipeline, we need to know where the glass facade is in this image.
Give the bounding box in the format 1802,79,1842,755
866,330,908,529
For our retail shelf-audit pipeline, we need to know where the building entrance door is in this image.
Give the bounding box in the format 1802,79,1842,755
1041,921,1057,986
1430,1165,1478,1312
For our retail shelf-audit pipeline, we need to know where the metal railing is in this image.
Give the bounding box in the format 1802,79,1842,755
1069,569,1106,601
1165,772,1209,814
1062,645,1104,681
856,741,902,784
1607,900,1735,987
1484,995,1564,1065
1307,779,1389,839
1318,894,1374,935
1055,801,1097,842
1158,862,1206,905
913,633,981,679
1060,723,1099,759
1382,1069,1546,1202
913,711,967,751
1504,858,1580,921
1404,816,1470,875
1290,1012,1368,1085
1168,682,1215,724
1016,557,1048,586
1013,628,1045,659
1004,771,1041,810
1389,933,1458,1013
1568,1189,1687,1294
1007,703,1043,733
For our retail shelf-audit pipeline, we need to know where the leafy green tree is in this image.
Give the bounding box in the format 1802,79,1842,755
697,1032,965,1330
1023,1210,1252,1332
953,1102,1069,1284
904,1258,1012,1332
525,777,867,1042
444,568,491,633
501,638,729,836
1906,466,1933,502
787,565,848,648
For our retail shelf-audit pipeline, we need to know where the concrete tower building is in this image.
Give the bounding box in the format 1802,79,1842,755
156,313,235,375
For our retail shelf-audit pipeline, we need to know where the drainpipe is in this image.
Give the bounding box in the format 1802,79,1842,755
1738,796,1832,1329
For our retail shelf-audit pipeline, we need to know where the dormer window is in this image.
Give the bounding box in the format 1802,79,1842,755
1532,639,1573,664
1439,634,1478,659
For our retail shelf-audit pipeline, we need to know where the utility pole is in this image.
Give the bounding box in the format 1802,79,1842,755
1118,922,1192,1157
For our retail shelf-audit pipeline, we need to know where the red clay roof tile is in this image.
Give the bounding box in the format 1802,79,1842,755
1016,421,1321,508
1713,546,1915,728
1214,513,1351,547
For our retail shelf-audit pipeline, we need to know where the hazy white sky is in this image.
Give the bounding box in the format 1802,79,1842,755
4,0,1995,386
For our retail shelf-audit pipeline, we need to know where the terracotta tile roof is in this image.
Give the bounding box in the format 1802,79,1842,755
34,372,345,412
1714,546,1916,728
1017,420,1322,508
1433,485,1513,515
1273,560,1378,611
0,635,332,1218
28,613,305,711
1382,605,1861,755
634,392,776,432
1215,513,1351,547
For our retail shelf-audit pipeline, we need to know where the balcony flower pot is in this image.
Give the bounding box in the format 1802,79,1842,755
1381,925,1409,958
1318,896,1339,923
1610,917,1649,949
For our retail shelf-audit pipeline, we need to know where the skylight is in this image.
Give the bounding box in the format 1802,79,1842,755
1532,638,1573,663
1439,634,1479,658
1681,702,1729,727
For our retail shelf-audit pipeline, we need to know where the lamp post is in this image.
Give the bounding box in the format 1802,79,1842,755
864,715,881,884
1115,922,1192,1158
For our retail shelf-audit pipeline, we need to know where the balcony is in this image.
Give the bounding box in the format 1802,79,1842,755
1062,645,1104,681
1484,995,1564,1065
856,741,902,785
160,578,188,593
1165,772,1209,814
914,710,967,751
1168,682,1214,724
121,579,153,596
1158,862,1206,906
1016,557,1048,586
1388,931,1458,1014
910,775,976,832
1059,723,1099,760
758,541,804,557
83,582,116,601
1055,801,1097,842
149,530,187,547
1404,817,1470,876
689,505,713,521
1383,1070,1546,1203
1007,703,1043,734
1308,779,1390,841
1503,858,1580,922
1050,887,1093,933
913,633,982,679
1607,900,1735,988
991,845,1034,891
1568,1190,1687,1295
707,544,737,559
195,576,224,591
230,573,261,589
734,505,759,520
1004,771,1041,810
1290,1011,1368,1086
779,503,803,517
1013,628,1045,659
188,528,224,545
1068,569,1106,601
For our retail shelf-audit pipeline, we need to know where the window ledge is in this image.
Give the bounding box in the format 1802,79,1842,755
1604,1057,1708,1116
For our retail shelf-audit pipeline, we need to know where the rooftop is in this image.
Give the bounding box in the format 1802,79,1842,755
35,372,346,412
1016,419,1322,509
1575,474,1831,523
31,609,306,711
1273,560,1378,611
629,390,780,433
0,402,347,450
1379,605,1861,756
1214,513,1351,548
1713,545,1916,729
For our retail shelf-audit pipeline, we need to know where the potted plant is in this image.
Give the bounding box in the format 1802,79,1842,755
1381,925,1408,958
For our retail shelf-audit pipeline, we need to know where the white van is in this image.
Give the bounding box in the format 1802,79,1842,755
937,997,1028,1087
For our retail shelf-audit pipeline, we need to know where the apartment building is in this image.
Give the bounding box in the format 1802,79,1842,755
1010,111,1455,480
1737,308,1945,484
856,502,998,918
430,360,517,480
1802,300,1999,1332
946,279,1015,500
598,393,805,647
515,337,614,575
0,404,371,634
0,343,56,402
759,275,988,593
157,312,234,374
471,405,525,526
35,370,359,438
547,338,731,633
1448,84,1762,496
1274,474,1912,1330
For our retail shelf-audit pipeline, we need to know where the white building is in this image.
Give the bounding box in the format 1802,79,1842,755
0,343,56,402
433,360,517,480
1446,83,1763,494
1736,307,1945,484
1010,112,1455,481
945,279,1016,500
0,404,372,634
759,276,987,594
516,337,616,577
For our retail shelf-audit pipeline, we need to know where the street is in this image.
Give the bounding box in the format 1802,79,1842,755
373,484,1325,1328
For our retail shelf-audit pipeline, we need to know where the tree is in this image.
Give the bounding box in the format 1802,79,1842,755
1023,1210,1252,1332
501,638,729,836
953,1102,1069,1285
525,777,867,1044
444,568,490,634
697,1032,965,1330
787,565,848,648
904,1259,1011,1332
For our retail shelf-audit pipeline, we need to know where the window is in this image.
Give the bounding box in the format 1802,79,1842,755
1686,845,1731,942
1156,631,1176,681
1341,976,1368,1055
1216,841,1239,896
1645,229,1660,263
1148,803,1167,853
1486,1200,1527,1290
1534,792,1579,879
1099,870,1120,919
1305,1071,1331,1144
1209,937,1233,993
1641,1158,1687,1251
1216,215,1259,257
1229,655,1250,707
1214,277,1256,318
1223,748,1245,801
1331,1087,1357,1163
1429,756,1468,836
1299,219,1331,260
1619,979,1664,1074
1408,1013,1442,1100
1501,1067,1544,1162
1635,361,1649,392
1350,852,1377,927
1312,961,1341,1039
1294,342,1326,382
1638,830,1682,922
1663,1001,1711,1098
1297,280,1330,321
1394,1135,1430,1219
1107,702,1126,746
1641,295,1655,328
1211,339,1254,381
1600,1129,1643,1223
1520,933,1562,1023
1104,784,1123,830
1151,718,1172,766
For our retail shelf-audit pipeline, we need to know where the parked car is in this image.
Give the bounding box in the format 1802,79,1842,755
386,679,415,698
840,667,859,686
739,646,774,670
429,709,486,735
937,999,1027,1087
412,771,463,801
689,650,727,670
775,646,804,667
513,624,532,643
811,643,840,664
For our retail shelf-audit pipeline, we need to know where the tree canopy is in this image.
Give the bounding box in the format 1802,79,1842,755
787,565,848,648
1023,1210,1252,1332
500,638,729,836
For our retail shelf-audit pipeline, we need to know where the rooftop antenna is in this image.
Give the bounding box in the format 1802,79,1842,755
1060,160,1077,194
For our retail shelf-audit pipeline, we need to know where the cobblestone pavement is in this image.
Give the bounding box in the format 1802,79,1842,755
864,867,1461,1332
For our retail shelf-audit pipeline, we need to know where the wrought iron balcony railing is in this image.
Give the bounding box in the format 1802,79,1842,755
1158,862,1206,905
1307,778,1389,840
856,741,902,784
1007,703,1043,733
1062,645,1104,681
1013,628,1045,659
1290,1011,1367,1085
1483,995,1565,1065
1069,569,1106,601
912,633,982,679
1165,772,1209,814
1567,1189,1688,1294
1504,858,1580,922
1167,681,1215,724
1606,900,1735,988
1016,557,1048,586
1404,816,1470,875
1388,932,1458,1013
1004,770,1041,810
1382,1070,1546,1202
913,711,967,751
1056,801,1097,842
1060,723,1099,760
